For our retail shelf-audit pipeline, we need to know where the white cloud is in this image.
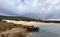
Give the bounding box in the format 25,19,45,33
0,0,60,19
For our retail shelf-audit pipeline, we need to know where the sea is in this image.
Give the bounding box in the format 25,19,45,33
27,23,60,37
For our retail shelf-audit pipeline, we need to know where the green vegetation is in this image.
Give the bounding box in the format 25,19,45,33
0,17,40,21
0,17,60,23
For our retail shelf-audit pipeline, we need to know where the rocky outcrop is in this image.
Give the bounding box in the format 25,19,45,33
27,27,40,32
22,25,40,32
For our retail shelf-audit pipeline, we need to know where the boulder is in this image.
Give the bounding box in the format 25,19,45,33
27,27,40,32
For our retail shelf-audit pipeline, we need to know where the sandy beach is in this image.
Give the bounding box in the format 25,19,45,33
2,20,52,26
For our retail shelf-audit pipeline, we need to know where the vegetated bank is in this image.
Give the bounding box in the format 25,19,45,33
0,20,40,37
0,21,29,37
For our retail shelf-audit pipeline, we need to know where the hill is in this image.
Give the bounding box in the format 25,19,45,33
0,15,41,21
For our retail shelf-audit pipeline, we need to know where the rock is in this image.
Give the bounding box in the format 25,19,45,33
27,27,40,32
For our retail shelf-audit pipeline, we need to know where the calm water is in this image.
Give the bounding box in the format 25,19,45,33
28,23,60,37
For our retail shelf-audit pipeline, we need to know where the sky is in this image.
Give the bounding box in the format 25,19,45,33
0,0,60,19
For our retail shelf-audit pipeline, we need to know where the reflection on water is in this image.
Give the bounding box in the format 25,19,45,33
28,23,60,37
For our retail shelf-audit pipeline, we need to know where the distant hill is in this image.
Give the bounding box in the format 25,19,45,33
1,15,60,23
0,15,41,21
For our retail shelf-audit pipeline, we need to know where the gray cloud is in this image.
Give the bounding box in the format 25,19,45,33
0,0,60,19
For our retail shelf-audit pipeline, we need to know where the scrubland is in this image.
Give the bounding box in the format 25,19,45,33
0,21,29,37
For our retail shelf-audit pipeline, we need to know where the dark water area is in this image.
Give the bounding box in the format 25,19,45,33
28,23,60,37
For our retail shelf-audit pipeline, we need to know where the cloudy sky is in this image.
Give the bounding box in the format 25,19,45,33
0,0,60,19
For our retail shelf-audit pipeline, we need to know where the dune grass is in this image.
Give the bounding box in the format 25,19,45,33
0,21,29,37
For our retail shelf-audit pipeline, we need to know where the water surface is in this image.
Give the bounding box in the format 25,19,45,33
28,23,60,37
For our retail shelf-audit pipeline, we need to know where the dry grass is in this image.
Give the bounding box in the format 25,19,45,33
0,21,29,37
0,21,23,32
0,28,28,37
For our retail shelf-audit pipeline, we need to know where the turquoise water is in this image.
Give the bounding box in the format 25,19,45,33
40,24,60,34
29,23,60,37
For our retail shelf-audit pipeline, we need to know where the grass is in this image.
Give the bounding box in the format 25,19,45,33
0,21,29,37
0,28,28,37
